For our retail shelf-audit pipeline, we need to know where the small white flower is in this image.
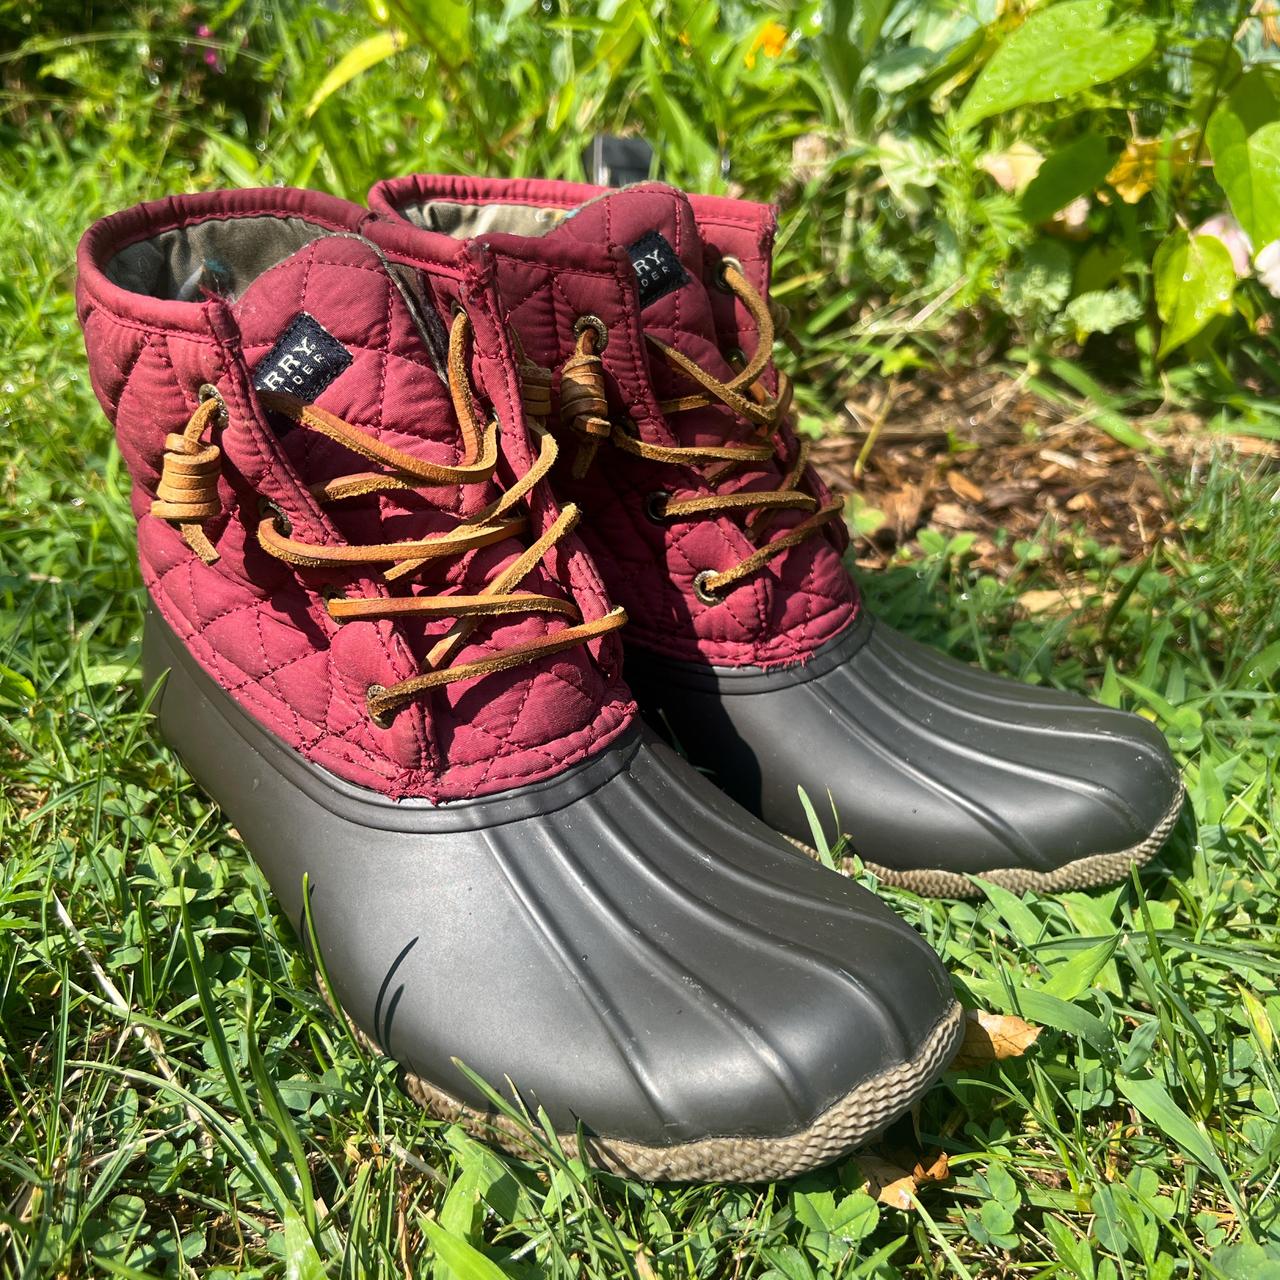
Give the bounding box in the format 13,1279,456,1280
1194,213,1253,278
1256,240,1280,298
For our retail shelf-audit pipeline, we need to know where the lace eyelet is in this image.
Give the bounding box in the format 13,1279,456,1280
725,346,747,369
366,684,395,728
197,382,228,420
644,491,670,523
320,584,346,616
693,569,722,605
258,497,291,536
573,314,609,351
713,256,744,293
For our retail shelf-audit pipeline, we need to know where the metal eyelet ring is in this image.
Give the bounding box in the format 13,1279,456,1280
257,497,292,537
644,491,670,523
693,569,722,605
366,684,394,728
320,584,346,615
713,256,744,293
573,313,609,351
726,346,747,369
197,382,228,421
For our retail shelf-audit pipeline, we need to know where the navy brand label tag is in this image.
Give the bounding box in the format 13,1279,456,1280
626,231,689,307
252,313,353,402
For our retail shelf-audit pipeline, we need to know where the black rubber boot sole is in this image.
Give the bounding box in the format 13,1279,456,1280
358,1005,963,1182
781,786,1183,898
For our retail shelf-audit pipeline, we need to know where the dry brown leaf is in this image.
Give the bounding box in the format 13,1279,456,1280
1018,586,1117,616
946,469,985,502
880,482,928,538
952,1009,1041,1067
1225,434,1280,458
912,1150,951,1185
635,1249,661,1280
857,1154,918,1209
1046,195,1092,239
791,133,831,185
1018,588,1070,615
930,502,973,531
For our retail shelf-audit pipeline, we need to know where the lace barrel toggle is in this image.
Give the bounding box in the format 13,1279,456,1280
512,334,553,421
151,391,225,564
559,319,613,478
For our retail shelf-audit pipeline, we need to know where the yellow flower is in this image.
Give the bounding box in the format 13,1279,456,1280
1106,129,1200,204
745,20,787,69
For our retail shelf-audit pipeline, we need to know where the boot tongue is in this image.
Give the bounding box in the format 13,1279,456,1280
548,184,741,420
230,233,479,516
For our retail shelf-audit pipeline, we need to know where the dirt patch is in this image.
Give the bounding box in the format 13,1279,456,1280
809,368,1276,576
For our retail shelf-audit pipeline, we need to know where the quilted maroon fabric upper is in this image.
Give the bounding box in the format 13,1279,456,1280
77,187,633,801
369,176,859,668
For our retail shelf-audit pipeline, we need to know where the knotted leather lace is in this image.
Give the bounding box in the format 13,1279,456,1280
553,264,843,600
153,310,625,724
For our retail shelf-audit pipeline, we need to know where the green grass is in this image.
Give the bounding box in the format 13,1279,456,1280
2,3,1280,1276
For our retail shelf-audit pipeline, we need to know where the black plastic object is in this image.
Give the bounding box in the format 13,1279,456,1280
583,134,656,187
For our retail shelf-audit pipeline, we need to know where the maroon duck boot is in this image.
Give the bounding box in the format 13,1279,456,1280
369,175,1185,897
76,186,962,1182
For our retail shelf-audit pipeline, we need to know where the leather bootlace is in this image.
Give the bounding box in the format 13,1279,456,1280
153,310,626,724
554,265,844,600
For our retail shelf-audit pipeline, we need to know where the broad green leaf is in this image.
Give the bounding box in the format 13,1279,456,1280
1153,231,1236,359
1222,66,1280,136
282,1211,326,1280
814,0,868,109
0,662,36,707
1115,1075,1239,1212
1188,38,1243,114
444,1129,536,1226
852,0,893,57
1239,986,1275,1056
305,30,407,117
958,1,1156,128
421,1217,511,1280
1041,937,1120,1001
1210,1242,1280,1280
1208,113,1280,250
1017,988,1115,1059
975,878,1043,948
439,1165,484,1240
427,0,473,60
1020,132,1112,224
1244,638,1280,688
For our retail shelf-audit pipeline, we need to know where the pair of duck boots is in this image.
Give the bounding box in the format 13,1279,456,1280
76,177,1183,1182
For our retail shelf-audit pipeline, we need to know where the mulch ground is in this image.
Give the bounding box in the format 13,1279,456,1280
808,369,1278,577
